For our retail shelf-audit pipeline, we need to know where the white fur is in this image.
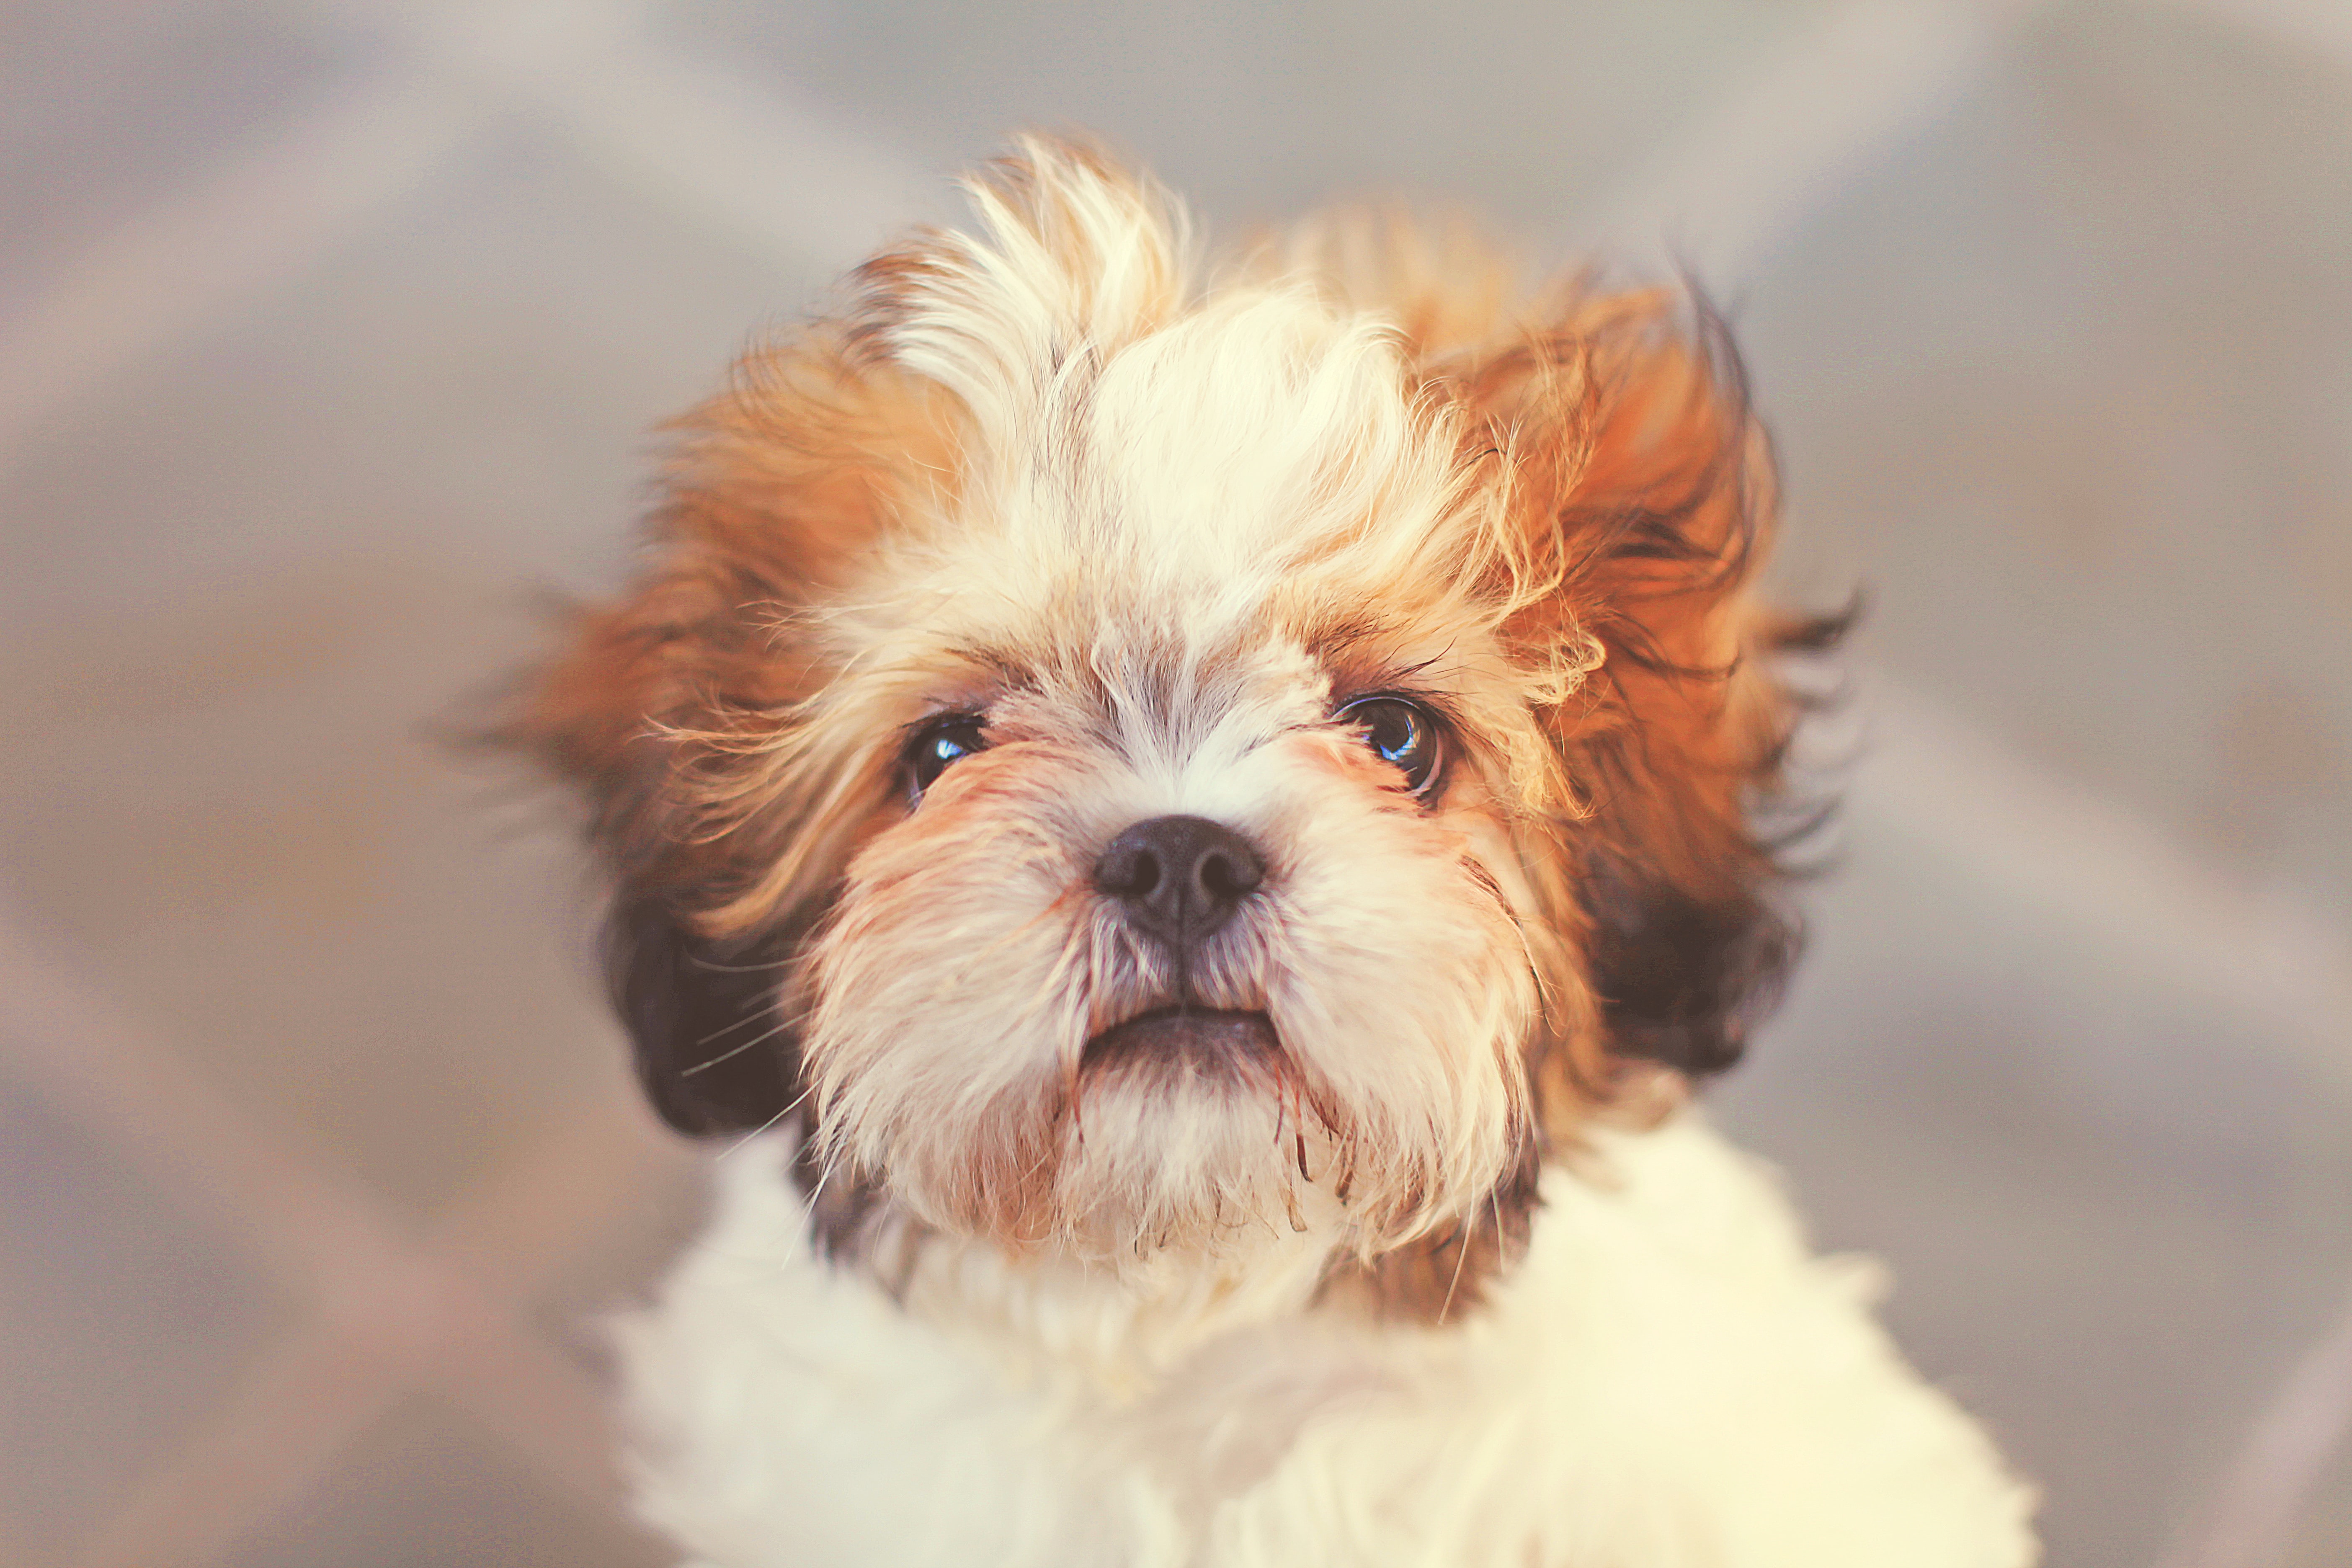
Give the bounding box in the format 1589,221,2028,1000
619,1114,2037,1568
585,144,2037,1566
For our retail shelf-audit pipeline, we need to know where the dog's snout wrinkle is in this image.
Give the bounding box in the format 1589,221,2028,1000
1096,814,1264,952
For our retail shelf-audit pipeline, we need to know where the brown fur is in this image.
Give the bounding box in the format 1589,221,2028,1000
504,137,1832,1320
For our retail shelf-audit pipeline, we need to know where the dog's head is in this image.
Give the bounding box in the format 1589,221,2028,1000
514,139,1830,1298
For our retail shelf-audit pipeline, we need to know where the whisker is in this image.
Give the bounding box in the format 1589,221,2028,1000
1438,1210,1477,1326
691,998,793,1049
683,1014,797,1073
687,954,795,975
718,1080,815,1158
799,1144,847,1219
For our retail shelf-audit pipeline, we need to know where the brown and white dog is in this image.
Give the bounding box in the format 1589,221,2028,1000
510,137,2037,1567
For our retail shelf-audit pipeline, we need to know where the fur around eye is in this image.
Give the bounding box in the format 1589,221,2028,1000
908,715,988,794
1336,696,1443,794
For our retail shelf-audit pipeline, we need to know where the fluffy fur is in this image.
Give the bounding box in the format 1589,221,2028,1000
626,1122,2029,1568
511,137,2037,1565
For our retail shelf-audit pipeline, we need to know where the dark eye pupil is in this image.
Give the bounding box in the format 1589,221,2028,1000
1367,709,1417,762
909,718,986,793
1341,697,1440,792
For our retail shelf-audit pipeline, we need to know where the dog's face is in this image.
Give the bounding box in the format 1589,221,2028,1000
518,141,1823,1295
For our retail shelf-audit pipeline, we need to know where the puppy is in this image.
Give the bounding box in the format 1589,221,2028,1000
512,137,2038,1567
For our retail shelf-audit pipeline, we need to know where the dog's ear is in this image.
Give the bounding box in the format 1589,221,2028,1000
501,335,952,1134
510,567,815,1137
1573,850,1798,1077
1452,289,1842,1086
606,891,798,1135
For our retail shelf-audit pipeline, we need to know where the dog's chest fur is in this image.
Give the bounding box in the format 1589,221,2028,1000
618,1116,2034,1568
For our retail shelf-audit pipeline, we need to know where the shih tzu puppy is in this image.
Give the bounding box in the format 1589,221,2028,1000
511,137,2037,1566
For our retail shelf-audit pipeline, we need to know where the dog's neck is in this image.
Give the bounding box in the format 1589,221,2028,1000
882,1212,1346,1396
804,1186,1541,1403
785,1105,1547,1393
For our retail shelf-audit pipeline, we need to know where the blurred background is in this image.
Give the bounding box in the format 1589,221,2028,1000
2,0,2348,1563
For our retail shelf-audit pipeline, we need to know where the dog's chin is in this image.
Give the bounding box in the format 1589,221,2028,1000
849,999,1503,1266
946,1006,1316,1262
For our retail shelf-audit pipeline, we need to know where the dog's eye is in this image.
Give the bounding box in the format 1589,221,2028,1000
1336,696,1443,794
908,715,988,795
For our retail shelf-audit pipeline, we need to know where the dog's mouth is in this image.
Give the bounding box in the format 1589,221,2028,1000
1082,1005,1281,1075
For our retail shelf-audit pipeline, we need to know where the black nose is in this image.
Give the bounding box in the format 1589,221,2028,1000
1095,815,1265,951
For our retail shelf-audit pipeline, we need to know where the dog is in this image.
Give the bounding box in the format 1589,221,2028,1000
509,136,2038,1567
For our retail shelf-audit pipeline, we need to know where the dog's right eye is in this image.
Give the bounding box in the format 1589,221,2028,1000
1336,695,1444,795
908,716,988,795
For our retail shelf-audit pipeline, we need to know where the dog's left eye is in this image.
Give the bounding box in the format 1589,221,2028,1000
1336,696,1444,794
908,715,988,795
